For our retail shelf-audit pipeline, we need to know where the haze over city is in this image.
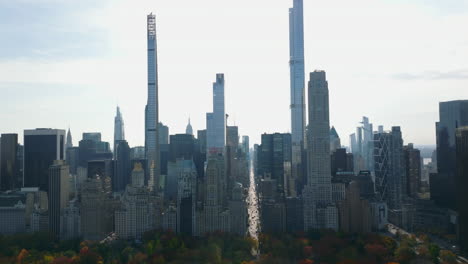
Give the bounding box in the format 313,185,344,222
2,0,468,146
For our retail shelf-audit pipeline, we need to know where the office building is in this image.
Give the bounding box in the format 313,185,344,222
186,118,193,136
374,127,406,210
113,140,131,192
403,144,421,198
159,122,169,145
24,129,66,192
0,192,26,234
257,133,292,198
456,127,468,254
176,159,197,235
303,70,337,231
1,134,20,190
206,74,226,156
349,117,374,173
338,181,372,233
289,0,306,191
330,127,341,152
145,13,161,192
48,160,70,237
434,100,468,209
114,106,125,154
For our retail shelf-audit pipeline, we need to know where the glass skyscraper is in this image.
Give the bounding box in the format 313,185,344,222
145,13,160,191
289,0,306,196
206,74,226,156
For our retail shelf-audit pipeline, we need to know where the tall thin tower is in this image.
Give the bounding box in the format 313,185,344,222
289,0,306,196
206,74,226,156
114,106,125,153
145,13,160,191
303,71,337,231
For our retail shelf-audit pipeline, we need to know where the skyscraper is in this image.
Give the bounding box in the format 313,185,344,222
48,160,69,237
145,13,161,191
374,126,406,225
1,134,19,190
434,100,468,209
113,140,131,192
66,129,73,150
206,74,226,156
114,106,125,153
403,144,421,198
186,118,193,136
289,0,306,193
303,71,337,231
24,129,66,192
456,127,468,254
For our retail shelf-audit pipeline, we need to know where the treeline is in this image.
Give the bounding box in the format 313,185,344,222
0,230,459,264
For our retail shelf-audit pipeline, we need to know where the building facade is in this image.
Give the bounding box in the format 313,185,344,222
145,13,161,192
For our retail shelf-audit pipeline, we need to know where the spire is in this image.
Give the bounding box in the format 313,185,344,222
186,117,193,136
66,127,73,149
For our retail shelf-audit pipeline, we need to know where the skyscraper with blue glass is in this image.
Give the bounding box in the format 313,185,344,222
206,74,226,156
289,0,306,196
145,13,160,191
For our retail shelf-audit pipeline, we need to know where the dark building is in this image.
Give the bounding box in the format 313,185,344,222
286,197,303,233
113,140,131,192
331,148,353,176
355,171,375,199
404,144,421,198
169,134,194,162
257,133,292,198
456,127,468,254
24,129,65,192
88,160,114,180
48,161,69,238
160,143,169,177
260,200,286,233
435,100,468,209
66,147,79,175
1,134,20,190
78,133,112,168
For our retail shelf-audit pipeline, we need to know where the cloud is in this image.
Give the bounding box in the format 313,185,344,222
392,70,468,80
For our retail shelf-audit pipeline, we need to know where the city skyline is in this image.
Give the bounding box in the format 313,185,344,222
1,0,468,147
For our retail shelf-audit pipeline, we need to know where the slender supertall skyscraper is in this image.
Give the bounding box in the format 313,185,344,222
206,74,226,156
289,0,306,196
145,13,160,191
303,71,338,231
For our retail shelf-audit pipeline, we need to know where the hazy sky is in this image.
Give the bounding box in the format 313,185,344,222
1,0,468,147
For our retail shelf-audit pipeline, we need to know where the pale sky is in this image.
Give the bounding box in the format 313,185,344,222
1,0,467,147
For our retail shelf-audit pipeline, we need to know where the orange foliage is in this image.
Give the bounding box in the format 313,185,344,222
298,259,314,264
16,249,28,264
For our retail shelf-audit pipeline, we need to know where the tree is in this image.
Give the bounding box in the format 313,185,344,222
439,250,457,264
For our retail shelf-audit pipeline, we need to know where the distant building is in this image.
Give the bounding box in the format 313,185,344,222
114,170,161,239
145,13,161,192
185,118,193,136
374,127,406,211
404,144,421,198
0,192,26,234
257,133,292,198
229,183,247,236
60,199,81,240
303,70,337,231
206,74,226,156
330,127,341,153
435,100,468,209
113,140,131,192
349,117,374,173
24,129,66,193
1,134,20,190
338,181,372,233
48,160,70,237
456,126,468,254
113,106,125,155
159,122,169,145
80,176,116,241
